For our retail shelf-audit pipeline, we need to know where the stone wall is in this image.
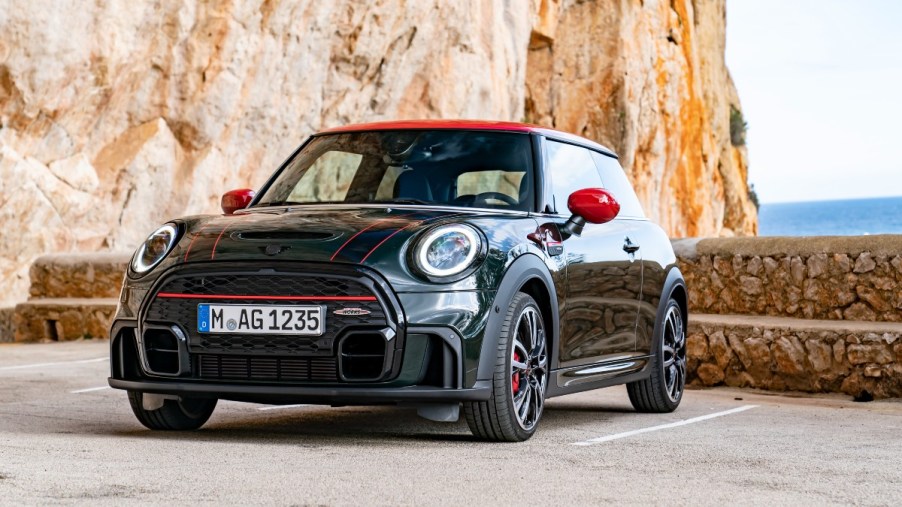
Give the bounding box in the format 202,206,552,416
0,0,755,307
28,253,126,299
675,236,902,321
0,306,13,343
677,236,902,399
688,315,902,399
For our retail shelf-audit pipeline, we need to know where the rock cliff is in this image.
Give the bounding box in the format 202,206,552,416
526,0,756,237
0,0,756,305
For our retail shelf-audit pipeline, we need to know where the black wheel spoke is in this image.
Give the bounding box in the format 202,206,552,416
509,305,547,432
661,304,686,404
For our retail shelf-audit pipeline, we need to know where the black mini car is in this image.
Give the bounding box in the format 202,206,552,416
109,120,687,441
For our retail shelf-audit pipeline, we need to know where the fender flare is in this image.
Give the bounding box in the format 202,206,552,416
476,254,560,381
648,265,688,360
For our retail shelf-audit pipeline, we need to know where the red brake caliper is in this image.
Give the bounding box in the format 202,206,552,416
512,352,522,394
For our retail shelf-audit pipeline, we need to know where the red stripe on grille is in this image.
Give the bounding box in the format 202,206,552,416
156,292,377,301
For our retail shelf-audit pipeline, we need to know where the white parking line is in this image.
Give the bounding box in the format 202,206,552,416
71,386,112,394
257,404,309,411
0,357,107,372
571,405,759,446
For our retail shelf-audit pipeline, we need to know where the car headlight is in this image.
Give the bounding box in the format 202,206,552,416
131,223,179,275
413,224,482,278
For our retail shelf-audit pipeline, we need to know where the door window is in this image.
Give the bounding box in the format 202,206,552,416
546,140,603,214
590,152,646,218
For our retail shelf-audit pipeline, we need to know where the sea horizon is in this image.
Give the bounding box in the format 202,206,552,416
757,195,902,237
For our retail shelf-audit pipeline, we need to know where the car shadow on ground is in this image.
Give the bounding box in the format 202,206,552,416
96,401,642,445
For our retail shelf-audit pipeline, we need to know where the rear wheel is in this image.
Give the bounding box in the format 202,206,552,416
464,292,548,442
127,391,217,431
627,298,686,412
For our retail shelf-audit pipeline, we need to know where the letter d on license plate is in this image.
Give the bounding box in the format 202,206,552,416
197,304,325,335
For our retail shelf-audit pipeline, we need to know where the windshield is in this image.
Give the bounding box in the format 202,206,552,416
254,130,534,211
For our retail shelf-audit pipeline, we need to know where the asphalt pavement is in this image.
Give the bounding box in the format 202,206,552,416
1,340,900,505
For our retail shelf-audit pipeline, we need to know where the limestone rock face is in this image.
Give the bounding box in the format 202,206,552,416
0,0,754,306
525,0,757,237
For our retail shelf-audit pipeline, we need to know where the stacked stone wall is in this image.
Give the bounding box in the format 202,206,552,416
0,307,13,343
687,316,902,398
674,236,902,321
675,236,902,398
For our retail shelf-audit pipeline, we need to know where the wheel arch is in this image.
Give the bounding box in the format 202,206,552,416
651,265,688,355
476,254,560,381
668,273,688,329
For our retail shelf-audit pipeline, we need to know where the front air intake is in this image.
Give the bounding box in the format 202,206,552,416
197,355,339,382
143,328,181,375
338,332,389,382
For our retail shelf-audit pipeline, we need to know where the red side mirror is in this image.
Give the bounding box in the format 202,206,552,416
560,188,620,239
221,188,256,215
568,188,620,224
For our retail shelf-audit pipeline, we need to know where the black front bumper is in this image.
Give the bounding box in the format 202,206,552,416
112,262,482,405
107,378,491,404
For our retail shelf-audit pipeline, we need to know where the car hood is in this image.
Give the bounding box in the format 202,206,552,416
177,206,480,266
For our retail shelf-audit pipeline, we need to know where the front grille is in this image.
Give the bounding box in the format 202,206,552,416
143,268,389,357
197,354,339,382
196,333,321,356
157,274,372,299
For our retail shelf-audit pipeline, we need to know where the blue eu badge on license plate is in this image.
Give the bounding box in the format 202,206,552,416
197,304,210,332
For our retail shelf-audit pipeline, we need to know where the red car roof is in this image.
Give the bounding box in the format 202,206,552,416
317,119,617,157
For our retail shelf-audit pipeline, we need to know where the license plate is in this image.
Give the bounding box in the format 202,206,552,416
197,304,325,335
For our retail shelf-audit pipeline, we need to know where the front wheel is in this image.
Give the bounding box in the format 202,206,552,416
464,292,548,442
627,298,686,412
127,391,217,431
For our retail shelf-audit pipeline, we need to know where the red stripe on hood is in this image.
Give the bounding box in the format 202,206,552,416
183,223,212,262
330,212,418,261
359,213,467,263
210,215,251,260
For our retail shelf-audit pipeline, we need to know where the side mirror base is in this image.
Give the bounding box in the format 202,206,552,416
560,215,586,240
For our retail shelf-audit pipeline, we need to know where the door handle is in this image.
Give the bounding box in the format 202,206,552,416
623,237,640,254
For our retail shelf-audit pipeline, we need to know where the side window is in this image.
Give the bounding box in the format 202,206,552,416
591,152,645,218
546,140,603,214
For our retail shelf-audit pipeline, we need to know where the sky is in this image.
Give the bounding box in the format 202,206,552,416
726,0,902,204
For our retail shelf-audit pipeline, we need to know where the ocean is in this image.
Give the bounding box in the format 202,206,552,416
757,196,902,236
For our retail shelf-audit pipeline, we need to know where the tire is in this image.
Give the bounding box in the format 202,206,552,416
627,298,686,413
464,292,548,442
127,391,217,431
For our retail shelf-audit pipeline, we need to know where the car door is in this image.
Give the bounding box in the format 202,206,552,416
539,139,643,368
590,151,661,354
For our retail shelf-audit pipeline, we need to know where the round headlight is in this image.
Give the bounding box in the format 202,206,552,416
414,225,482,278
131,224,179,275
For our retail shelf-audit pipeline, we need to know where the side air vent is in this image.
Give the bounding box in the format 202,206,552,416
143,328,181,375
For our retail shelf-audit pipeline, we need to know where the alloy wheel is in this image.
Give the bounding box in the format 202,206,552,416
662,304,686,403
510,306,548,431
